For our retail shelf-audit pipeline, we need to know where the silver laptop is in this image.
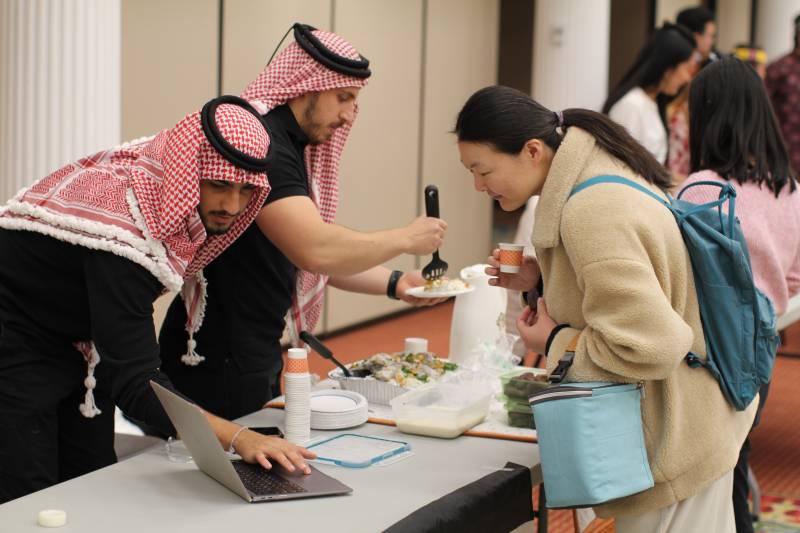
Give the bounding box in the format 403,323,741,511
150,381,352,502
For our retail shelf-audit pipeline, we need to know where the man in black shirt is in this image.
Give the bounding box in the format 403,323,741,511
0,97,314,503
158,26,447,419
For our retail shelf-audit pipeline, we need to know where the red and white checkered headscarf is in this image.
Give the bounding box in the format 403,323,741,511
240,28,370,344
0,102,271,413
0,103,271,292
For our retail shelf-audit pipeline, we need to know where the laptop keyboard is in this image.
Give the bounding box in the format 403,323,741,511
232,461,308,495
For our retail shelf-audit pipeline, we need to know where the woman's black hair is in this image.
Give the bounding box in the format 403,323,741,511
454,85,672,190
689,56,795,196
676,6,715,34
602,24,696,114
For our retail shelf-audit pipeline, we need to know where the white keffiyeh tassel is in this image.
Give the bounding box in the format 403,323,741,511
74,342,102,418
181,333,205,366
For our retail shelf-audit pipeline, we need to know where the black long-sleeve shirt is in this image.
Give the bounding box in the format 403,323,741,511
0,228,177,435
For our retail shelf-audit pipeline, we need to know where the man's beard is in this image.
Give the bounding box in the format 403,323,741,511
199,210,237,235
303,94,342,145
204,226,230,236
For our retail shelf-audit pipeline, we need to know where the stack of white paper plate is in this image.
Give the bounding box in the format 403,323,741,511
309,389,368,430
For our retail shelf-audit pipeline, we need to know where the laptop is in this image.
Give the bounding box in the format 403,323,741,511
150,381,353,502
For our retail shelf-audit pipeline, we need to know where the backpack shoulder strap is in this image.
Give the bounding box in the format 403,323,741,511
569,175,671,208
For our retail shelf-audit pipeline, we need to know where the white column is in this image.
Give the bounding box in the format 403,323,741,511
756,0,800,61
531,0,611,112
0,0,121,204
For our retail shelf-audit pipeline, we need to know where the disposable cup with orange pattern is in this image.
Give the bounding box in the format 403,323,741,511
498,243,524,273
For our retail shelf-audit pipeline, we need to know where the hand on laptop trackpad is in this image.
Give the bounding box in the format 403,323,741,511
270,463,313,478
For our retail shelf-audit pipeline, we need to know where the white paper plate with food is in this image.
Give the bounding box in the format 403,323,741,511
406,277,475,298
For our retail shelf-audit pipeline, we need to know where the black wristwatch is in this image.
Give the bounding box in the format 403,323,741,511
387,270,404,300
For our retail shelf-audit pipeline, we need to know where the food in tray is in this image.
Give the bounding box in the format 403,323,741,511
507,410,536,429
347,351,458,388
516,372,548,382
504,396,536,429
423,277,470,293
501,371,550,399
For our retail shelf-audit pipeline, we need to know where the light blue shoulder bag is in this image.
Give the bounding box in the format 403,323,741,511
529,351,653,509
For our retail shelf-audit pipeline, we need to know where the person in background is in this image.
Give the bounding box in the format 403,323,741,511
664,7,717,182
457,85,754,532
603,24,696,165
157,25,447,422
677,6,718,62
665,81,695,181
733,43,768,79
765,13,800,174
679,56,800,533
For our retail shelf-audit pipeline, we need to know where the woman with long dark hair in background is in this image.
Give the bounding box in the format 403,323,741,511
455,85,755,531
679,56,800,533
603,24,696,165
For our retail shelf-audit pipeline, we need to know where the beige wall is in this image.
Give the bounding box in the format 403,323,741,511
655,0,699,26
324,0,424,331
221,0,331,96
122,0,497,335
421,0,497,273
715,0,751,53
325,0,499,331
121,0,219,141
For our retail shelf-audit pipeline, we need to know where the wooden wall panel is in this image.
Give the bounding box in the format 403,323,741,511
221,0,331,96
421,0,498,279
121,0,219,140
324,0,424,332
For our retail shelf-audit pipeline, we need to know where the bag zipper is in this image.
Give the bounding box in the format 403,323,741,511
529,382,642,406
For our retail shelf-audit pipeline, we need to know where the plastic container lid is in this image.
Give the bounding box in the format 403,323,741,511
306,433,409,468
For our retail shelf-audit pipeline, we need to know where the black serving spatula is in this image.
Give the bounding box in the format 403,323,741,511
299,331,369,378
421,184,448,280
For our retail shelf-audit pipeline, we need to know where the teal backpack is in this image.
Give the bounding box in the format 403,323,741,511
569,175,779,411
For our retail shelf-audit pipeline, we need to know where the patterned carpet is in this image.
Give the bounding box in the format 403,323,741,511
755,496,800,532
312,304,800,533
750,349,800,533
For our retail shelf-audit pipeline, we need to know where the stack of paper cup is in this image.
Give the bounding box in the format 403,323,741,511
284,347,311,445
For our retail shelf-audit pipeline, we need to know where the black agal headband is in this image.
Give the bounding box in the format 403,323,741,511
200,95,274,172
266,23,371,79
293,23,371,78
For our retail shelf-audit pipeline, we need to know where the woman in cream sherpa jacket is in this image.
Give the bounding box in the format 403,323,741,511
454,86,756,532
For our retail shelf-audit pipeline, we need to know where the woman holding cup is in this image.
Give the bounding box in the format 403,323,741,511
459,85,754,532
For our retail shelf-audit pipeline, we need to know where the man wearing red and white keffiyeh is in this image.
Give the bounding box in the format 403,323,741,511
156,25,448,420
0,98,315,504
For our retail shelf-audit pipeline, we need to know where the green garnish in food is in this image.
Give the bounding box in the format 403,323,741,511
418,374,429,382
443,362,458,372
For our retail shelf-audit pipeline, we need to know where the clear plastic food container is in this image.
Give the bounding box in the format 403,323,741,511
502,395,536,429
390,382,491,439
499,367,550,400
